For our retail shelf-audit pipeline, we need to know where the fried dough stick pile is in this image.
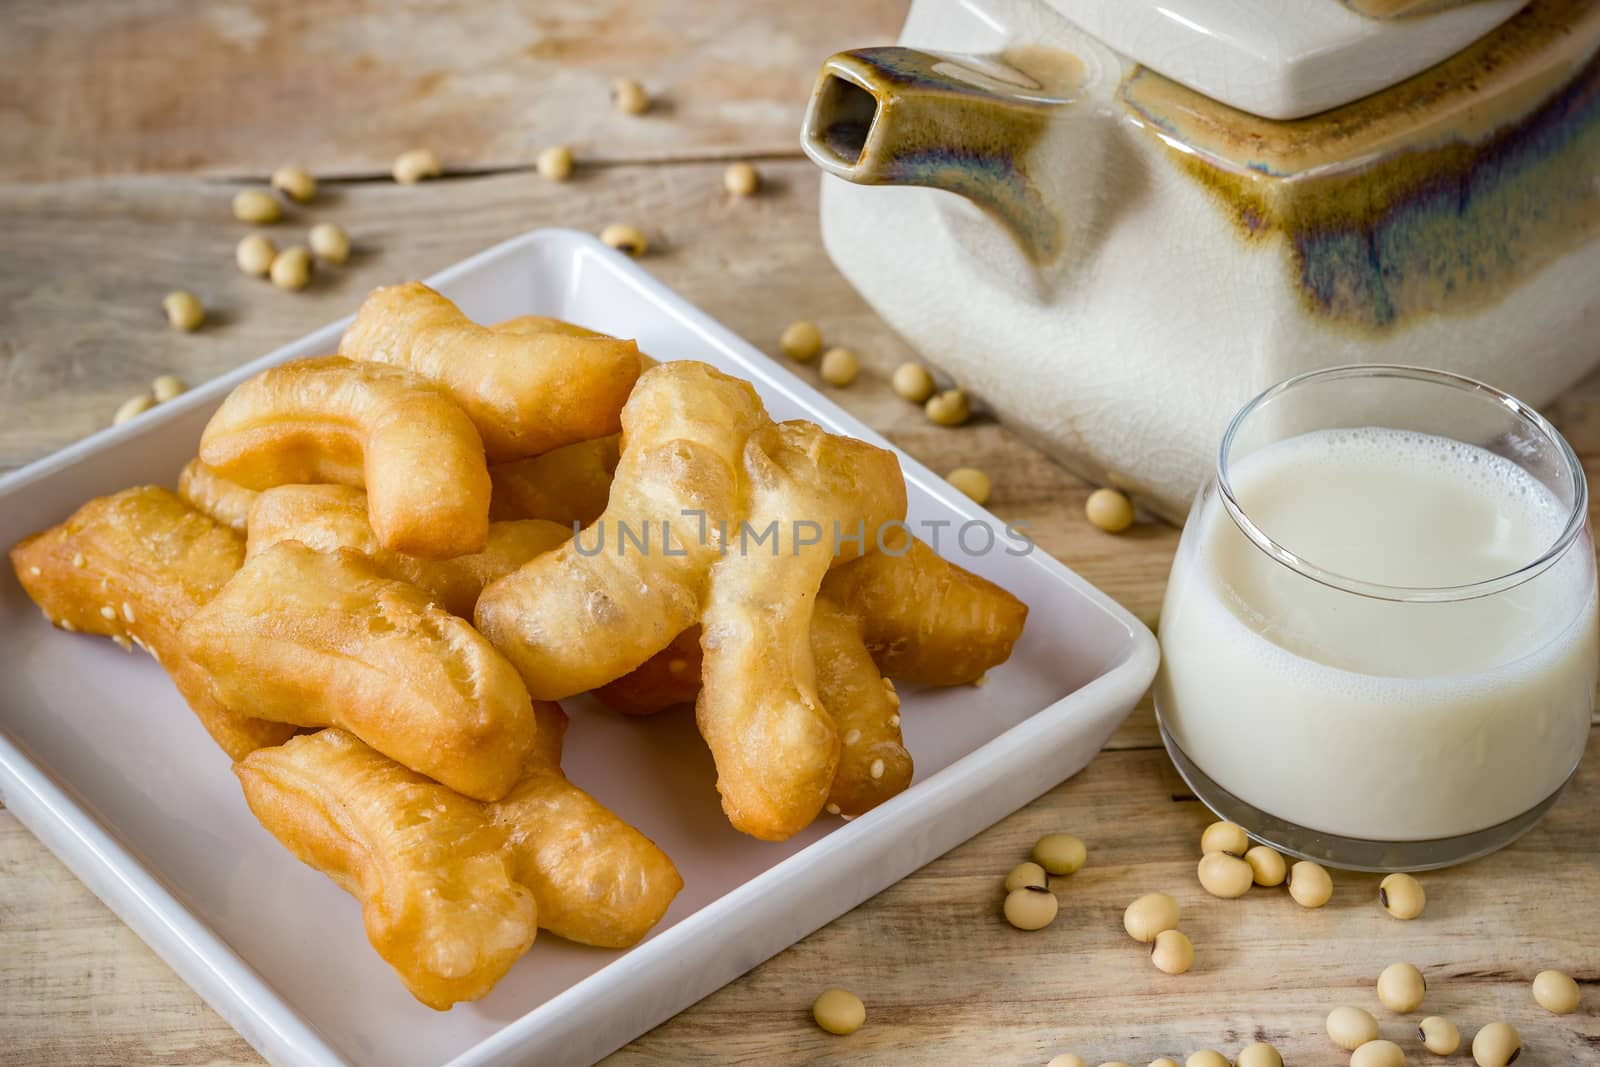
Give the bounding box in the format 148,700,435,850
9,300,684,1009
473,360,1026,838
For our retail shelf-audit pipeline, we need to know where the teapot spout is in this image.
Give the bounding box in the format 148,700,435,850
802,47,1082,264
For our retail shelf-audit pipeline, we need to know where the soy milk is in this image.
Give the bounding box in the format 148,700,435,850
1157,428,1597,841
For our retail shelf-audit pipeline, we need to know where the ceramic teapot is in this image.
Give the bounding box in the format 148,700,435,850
802,0,1600,520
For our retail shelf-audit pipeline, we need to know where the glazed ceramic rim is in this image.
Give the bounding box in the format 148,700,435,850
1216,364,1589,604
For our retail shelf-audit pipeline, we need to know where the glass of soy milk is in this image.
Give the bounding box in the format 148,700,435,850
1156,365,1597,870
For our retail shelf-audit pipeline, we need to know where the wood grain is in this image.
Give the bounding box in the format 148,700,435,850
0,0,907,183
3,737,1596,1065
0,157,1177,650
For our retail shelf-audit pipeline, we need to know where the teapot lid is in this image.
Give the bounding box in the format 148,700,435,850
1050,0,1530,119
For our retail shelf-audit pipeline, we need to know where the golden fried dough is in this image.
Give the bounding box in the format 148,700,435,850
476,361,769,700
181,542,536,800
591,626,703,715
594,537,1028,716
492,702,682,947
246,484,570,617
235,729,538,1010
339,283,641,460
812,598,913,817
822,536,1029,686
697,421,906,840
9,487,296,759
177,458,257,534
495,315,608,339
488,435,620,527
198,355,491,558
495,315,656,371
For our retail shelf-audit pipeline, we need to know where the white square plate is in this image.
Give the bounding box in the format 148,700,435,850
0,229,1159,1067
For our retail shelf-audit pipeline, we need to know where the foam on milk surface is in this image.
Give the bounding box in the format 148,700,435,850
1229,428,1566,589
1157,427,1597,840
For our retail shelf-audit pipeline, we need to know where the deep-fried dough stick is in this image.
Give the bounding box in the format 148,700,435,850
246,485,570,617
181,542,536,801
235,729,538,1011
821,537,1028,686
488,435,620,526
492,701,682,947
697,421,906,840
495,315,608,340
592,627,703,715
9,486,295,760
596,537,1029,715
339,283,642,461
177,458,257,534
596,606,913,817
811,598,913,817
476,361,768,700
199,355,491,558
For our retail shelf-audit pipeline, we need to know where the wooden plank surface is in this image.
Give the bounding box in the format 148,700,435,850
3,734,1596,1065
2,0,1598,1063
0,0,905,183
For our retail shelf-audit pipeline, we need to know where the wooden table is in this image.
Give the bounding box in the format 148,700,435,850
1,3,1595,1063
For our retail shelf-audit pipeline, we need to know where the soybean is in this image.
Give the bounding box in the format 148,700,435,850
820,347,859,387
536,145,574,182
1150,929,1193,975
1004,885,1058,930
1086,488,1134,533
232,188,281,224
113,394,155,426
1378,873,1425,920
600,223,647,256
724,161,760,196
1004,861,1047,893
1185,1053,1228,1067
1200,820,1249,857
1532,969,1580,1014
612,77,650,114
1419,1016,1460,1055
811,987,865,1035
947,467,992,506
1032,833,1086,876
1244,845,1286,887
1045,1057,1086,1067
236,234,277,276
1326,1005,1380,1051
162,291,204,331
151,375,186,403
392,148,441,184
1123,892,1179,943
270,165,316,203
925,388,970,427
892,361,936,402
269,246,312,291
780,320,823,362
1350,1039,1405,1067
1471,1022,1520,1067
309,223,351,265
1376,961,1426,1013
1287,860,1332,908
1235,1043,1281,1067
1198,852,1252,899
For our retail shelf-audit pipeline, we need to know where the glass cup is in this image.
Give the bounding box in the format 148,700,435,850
1155,365,1596,871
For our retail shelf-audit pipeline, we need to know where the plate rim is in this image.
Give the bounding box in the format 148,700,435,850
0,227,1160,1067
